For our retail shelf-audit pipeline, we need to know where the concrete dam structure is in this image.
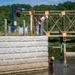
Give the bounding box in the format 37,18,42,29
0,36,48,74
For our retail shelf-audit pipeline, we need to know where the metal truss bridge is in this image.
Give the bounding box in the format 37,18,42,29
23,10,75,37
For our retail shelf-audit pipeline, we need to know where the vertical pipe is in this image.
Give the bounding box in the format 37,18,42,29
4,19,7,36
23,20,26,36
11,6,15,32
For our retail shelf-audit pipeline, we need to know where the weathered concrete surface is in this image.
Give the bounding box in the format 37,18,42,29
0,36,48,74
66,52,75,56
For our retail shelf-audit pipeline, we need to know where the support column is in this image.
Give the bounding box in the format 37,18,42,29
63,41,66,64
60,37,66,64
4,19,7,36
11,6,15,32
23,20,26,36
30,15,33,34
29,11,33,35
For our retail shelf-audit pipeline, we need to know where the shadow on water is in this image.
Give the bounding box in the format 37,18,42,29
48,66,55,75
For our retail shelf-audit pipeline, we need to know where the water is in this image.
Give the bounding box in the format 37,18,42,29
54,60,75,75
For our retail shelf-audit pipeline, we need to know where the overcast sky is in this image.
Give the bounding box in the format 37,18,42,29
0,0,75,6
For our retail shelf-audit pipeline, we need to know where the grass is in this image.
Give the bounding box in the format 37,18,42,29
0,31,37,36
0,31,4,36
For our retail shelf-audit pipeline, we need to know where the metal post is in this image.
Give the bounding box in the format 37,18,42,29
23,20,26,36
11,6,15,32
4,19,7,36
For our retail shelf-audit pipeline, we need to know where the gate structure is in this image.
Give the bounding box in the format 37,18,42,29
23,10,75,37
23,10,75,64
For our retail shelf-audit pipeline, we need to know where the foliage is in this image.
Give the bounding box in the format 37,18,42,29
0,1,75,32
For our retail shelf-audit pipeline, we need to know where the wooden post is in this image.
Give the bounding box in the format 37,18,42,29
45,11,49,31
60,41,66,64
29,11,33,34
62,32,67,64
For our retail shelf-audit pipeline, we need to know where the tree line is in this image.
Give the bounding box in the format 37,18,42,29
0,1,75,31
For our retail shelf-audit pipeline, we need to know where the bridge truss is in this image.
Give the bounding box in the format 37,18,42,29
23,10,75,64
23,10,75,37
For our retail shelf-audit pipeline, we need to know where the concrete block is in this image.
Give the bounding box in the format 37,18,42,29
0,36,48,74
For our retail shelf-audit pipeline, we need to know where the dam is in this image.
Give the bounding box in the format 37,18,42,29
0,36,48,74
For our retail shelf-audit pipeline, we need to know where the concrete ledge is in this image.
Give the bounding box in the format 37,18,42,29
0,62,48,74
66,52,75,56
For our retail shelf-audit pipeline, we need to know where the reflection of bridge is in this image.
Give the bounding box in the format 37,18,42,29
23,10,75,37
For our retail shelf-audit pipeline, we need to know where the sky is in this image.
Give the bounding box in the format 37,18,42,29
0,0,75,6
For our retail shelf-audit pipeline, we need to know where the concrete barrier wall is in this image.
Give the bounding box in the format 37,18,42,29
66,52,75,56
0,36,48,74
